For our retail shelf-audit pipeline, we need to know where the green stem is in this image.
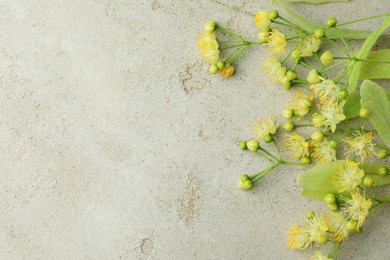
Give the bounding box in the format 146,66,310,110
320,60,348,74
272,20,299,29
250,162,281,183
337,13,390,27
273,140,283,161
259,147,280,161
334,60,355,83
334,28,353,55
325,37,351,57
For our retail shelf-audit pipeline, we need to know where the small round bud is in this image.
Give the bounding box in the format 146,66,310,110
283,121,294,132
209,64,219,74
264,134,273,143
217,60,225,69
240,174,250,181
247,139,259,152
286,71,297,81
328,203,339,211
324,193,336,204
307,69,321,84
311,130,324,143
282,108,294,119
326,17,337,27
378,149,388,159
204,20,217,32
257,31,268,43
281,76,291,90
363,176,375,186
347,220,358,231
306,210,315,219
269,10,279,20
320,50,334,66
378,166,388,177
329,140,338,149
318,235,328,245
359,108,370,119
301,157,311,165
240,141,247,150
314,28,325,39
238,177,253,191
338,89,348,99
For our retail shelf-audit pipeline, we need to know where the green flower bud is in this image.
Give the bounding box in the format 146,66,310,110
318,234,328,245
283,121,294,132
282,108,294,119
363,176,374,186
356,227,363,234
378,166,388,177
204,20,217,32
257,31,268,43
217,60,225,69
306,210,315,219
347,220,358,231
240,141,247,150
307,69,321,84
329,140,338,149
281,76,291,90
301,157,311,165
209,64,219,74
320,50,334,66
269,10,279,20
326,17,337,27
378,149,388,159
238,177,253,191
286,70,297,81
324,193,336,204
264,134,273,143
247,139,259,152
314,28,325,39
328,203,339,211
311,130,324,143
338,89,348,99
359,108,370,118
240,174,250,181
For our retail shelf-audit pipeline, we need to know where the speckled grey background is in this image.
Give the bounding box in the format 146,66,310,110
1,0,389,259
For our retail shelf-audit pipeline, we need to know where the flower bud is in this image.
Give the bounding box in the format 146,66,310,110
247,139,259,152
204,20,217,32
269,10,279,20
329,140,338,149
327,203,339,211
378,149,388,159
326,17,337,27
282,108,294,119
324,193,336,204
347,220,358,231
378,166,388,176
283,121,294,132
363,176,374,186
320,51,334,66
314,28,325,39
238,176,253,191
338,89,348,99
281,76,291,90
264,134,273,143
217,60,225,69
257,31,268,43
286,71,297,81
307,69,321,84
359,108,370,118
301,157,311,165
318,235,328,245
311,130,324,143
240,141,247,150
356,227,363,234
209,64,219,74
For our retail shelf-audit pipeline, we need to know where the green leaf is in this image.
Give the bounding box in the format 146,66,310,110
359,49,390,80
360,80,390,148
343,91,390,119
347,16,390,93
273,0,371,39
284,0,349,3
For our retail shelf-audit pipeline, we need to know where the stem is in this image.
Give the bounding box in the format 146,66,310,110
256,150,275,163
259,147,280,161
337,13,390,27
334,60,355,83
272,20,299,29
325,37,351,57
320,60,348,74
273,140,283,161
334,28,353,55
250,162,281,183
215,27,244,40
277,15,303,31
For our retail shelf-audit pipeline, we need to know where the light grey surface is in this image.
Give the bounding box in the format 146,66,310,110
1,0,390,259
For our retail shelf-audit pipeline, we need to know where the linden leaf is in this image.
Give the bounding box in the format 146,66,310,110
359,49,390,80
360,80,390,149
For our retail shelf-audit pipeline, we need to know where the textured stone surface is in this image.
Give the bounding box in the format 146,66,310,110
0,0,389,259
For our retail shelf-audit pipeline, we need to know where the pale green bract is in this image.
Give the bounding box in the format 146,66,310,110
359,49,390,80
343,91,390,119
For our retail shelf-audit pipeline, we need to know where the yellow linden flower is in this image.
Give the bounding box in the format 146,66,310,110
219,65,235,78
254,11,272,31
312,251,333,260
252,116,279,140
312,101,345,132
266,29,287,57
288,90,312,117
284,132,309,160
344,190,372,227
262,59,286,82
344,131,376,161
307,214,329,245
326,212,350,242
332,160,364,193
311,79,340,103
288,225,311,250
311,139,337,164
197,31,219,64
300,34,321,57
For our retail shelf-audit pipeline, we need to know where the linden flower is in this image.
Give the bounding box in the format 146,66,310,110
311,139,337,164
288,90,312,117
344,190,372,227
311,79,340,103
332,160,364,193
312,251,333,260
288,225,311,250
197,31,219,64
284,132,309,160
252,116,279,140
312,101,346,132
344,131,376,161
262,59,286,82
300,34,321,57
254,11,272,31
307,215,328,244
219,65,234,78
326,212,350,242
266,29,287,57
